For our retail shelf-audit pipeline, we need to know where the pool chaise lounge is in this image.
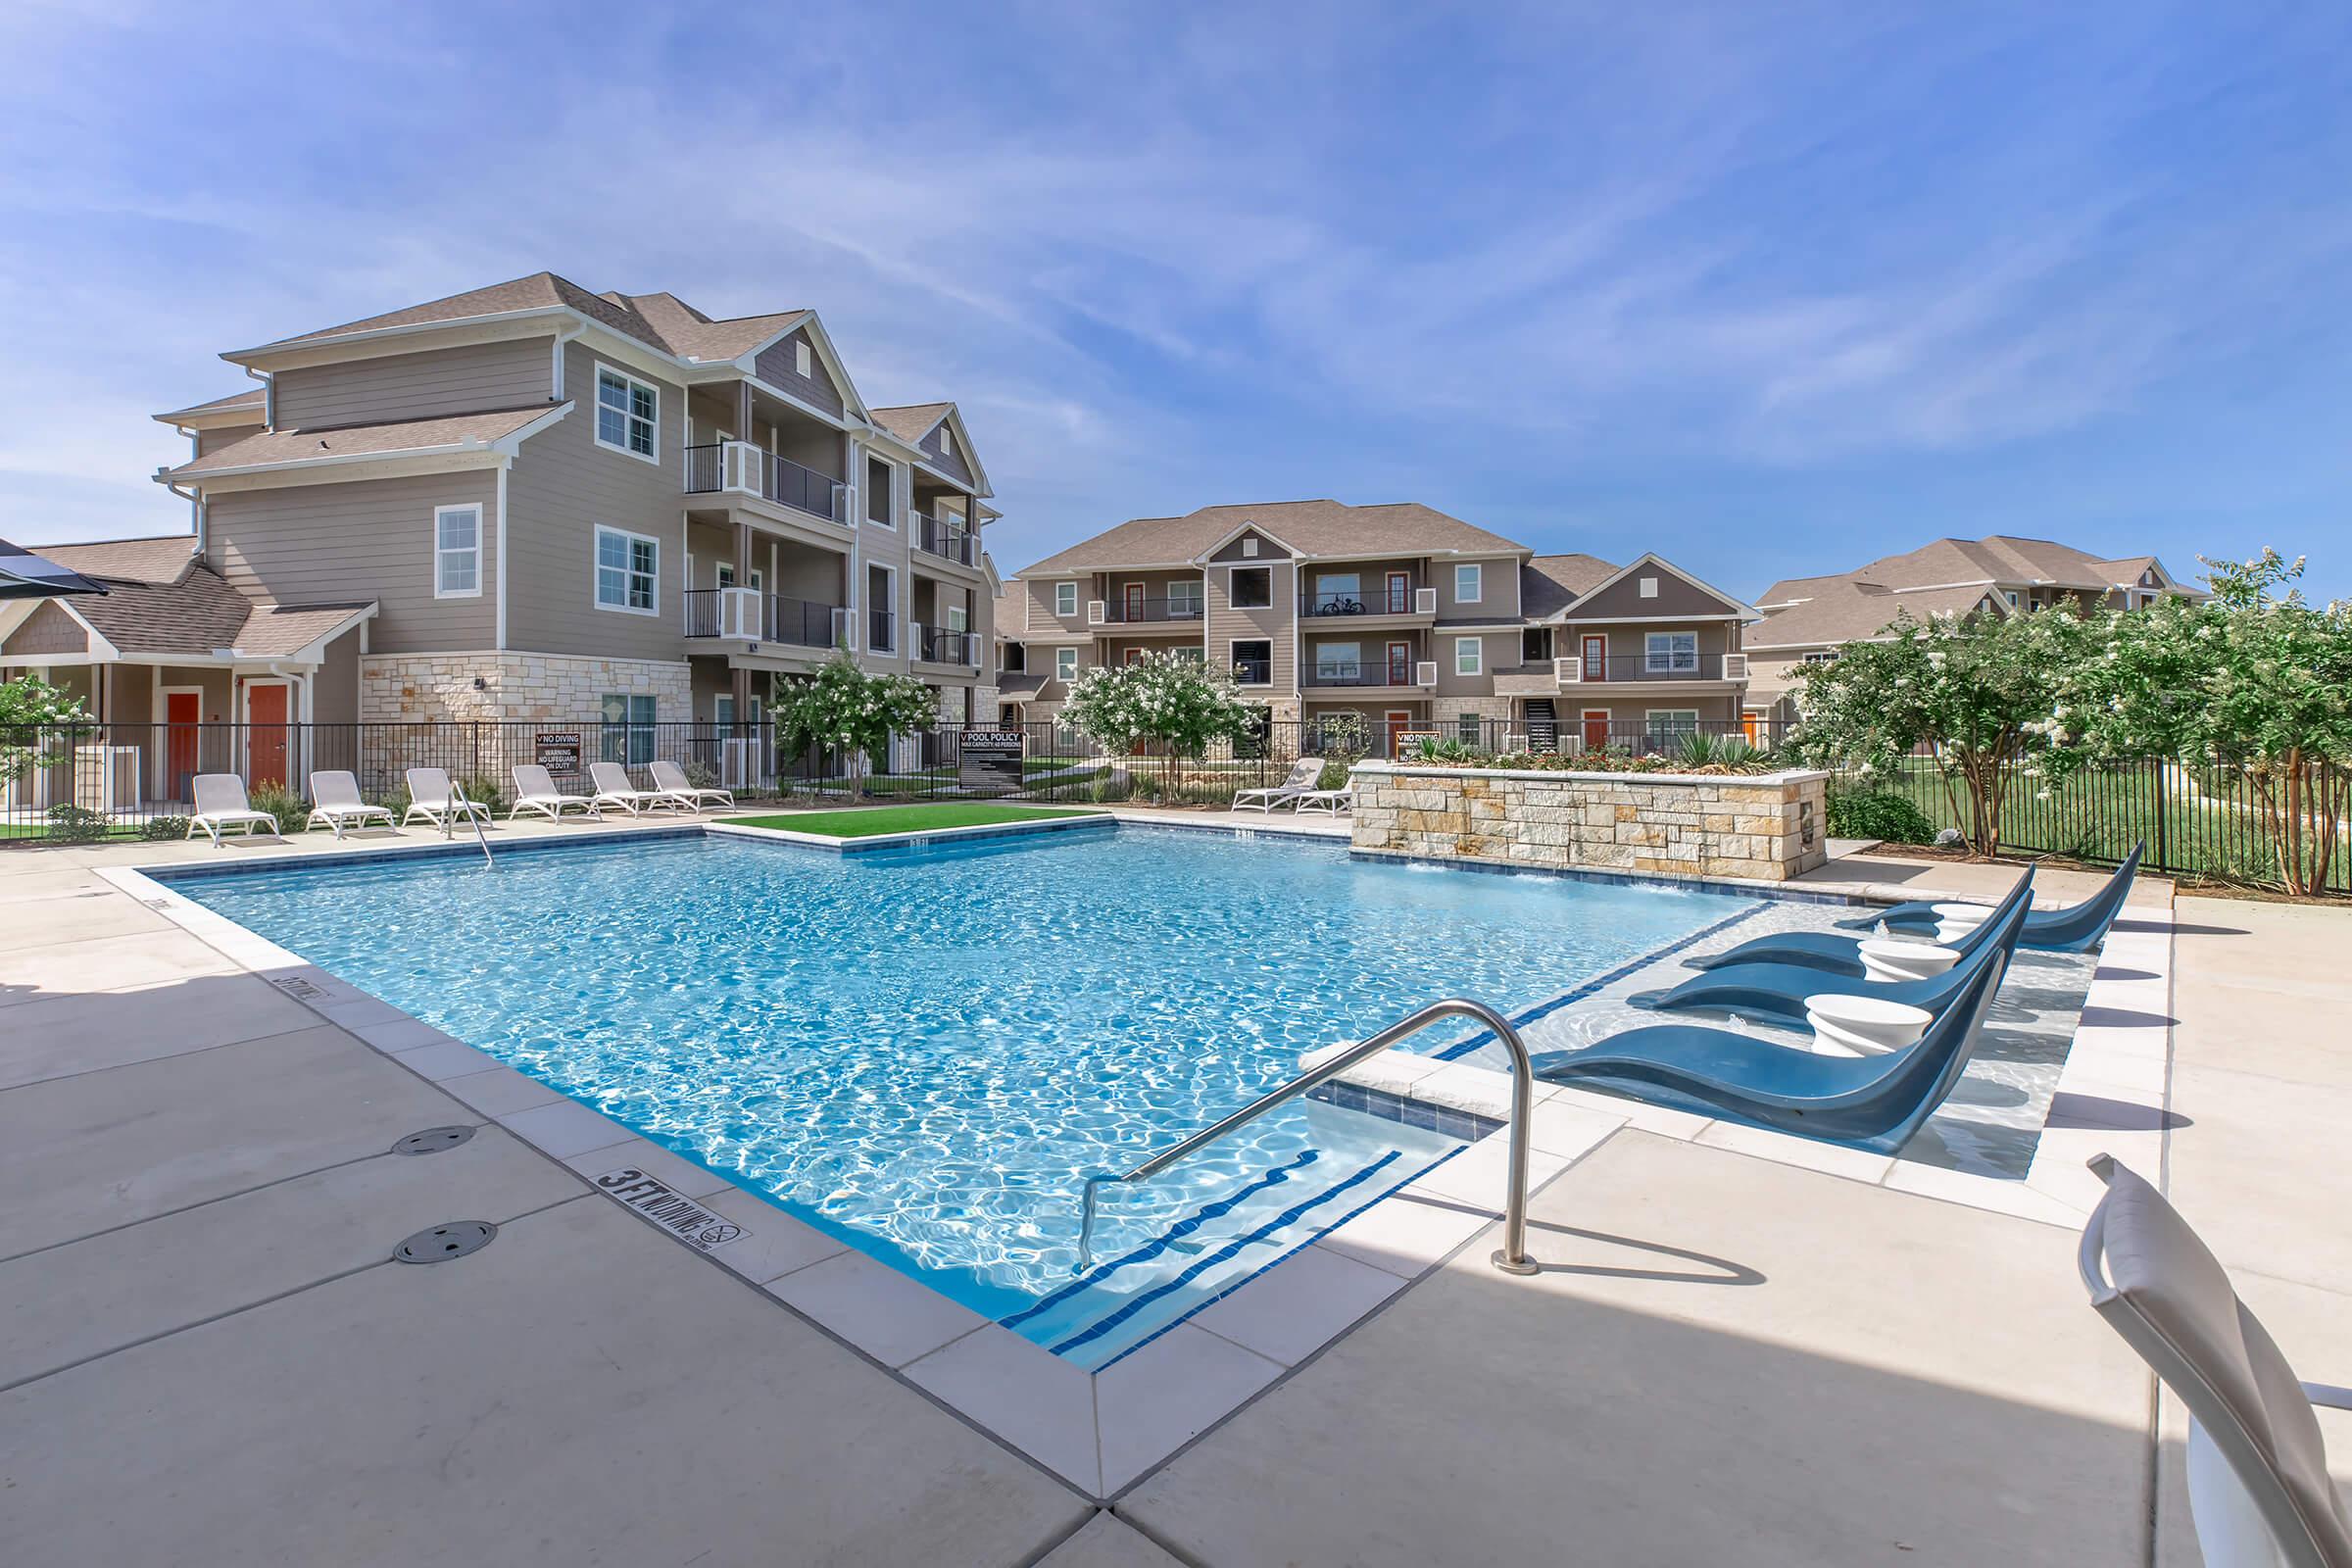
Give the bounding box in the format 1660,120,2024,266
1837,843,2142,954
1629,888,2032,1029
649,760,734,811
304,770,396,839
187,773,283,846
510,764,600,822
1233,757,1324,812
586,760,676,816
1537,945,2012,1153
1685,870,2035,980
403,767,495,829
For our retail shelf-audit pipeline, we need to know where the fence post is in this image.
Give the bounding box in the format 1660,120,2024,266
2150,756,2169,873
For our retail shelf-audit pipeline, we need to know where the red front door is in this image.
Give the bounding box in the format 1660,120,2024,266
1124,583,1146,621
1386,641,1411,684
1583,709,1612,751
1385,710,1412,757
1581,634,1608,681
246,683,290,791
1386,571,1410,614
165,691,202,801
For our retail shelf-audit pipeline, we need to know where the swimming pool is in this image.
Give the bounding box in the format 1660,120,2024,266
174,826,1756,1365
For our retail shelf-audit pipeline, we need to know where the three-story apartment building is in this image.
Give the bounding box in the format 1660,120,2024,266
0,273,1000,785
997,500,1759,755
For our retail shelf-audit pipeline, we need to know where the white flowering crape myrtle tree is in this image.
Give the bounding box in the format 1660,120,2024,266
1060,651,1264,795
773,651,943,800
2064,550,2352,896
1790,603,2087,858
0,673,91,785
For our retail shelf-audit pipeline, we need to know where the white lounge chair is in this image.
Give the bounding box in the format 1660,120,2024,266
509,764,599,823
304,770,396,839
402,767,494,829
187,774,283,846
648,760,733,812
587,760,675,816
1294,776,1355,815
1233,757,1324,813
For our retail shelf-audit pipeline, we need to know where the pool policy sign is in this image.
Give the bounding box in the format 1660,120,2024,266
958,730,1025,792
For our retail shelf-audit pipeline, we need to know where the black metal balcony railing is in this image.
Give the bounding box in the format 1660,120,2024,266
1305,661,1418,687
682,444,842,522
868,610,896,653
911,513,977,566
1301,585,1416,616
1568,654,1713,682
682,589,840,648
1102,595,1205,623
918,626,980,665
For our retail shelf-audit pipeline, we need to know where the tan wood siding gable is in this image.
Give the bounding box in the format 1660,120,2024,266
2,601,92,658
1571,565,1741,619
271,340,553,428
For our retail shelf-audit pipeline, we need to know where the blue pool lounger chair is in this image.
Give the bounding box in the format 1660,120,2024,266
1629,886,2031,1028
1684,869,2034,980
1837,842,2142,954
1537,947,2011,1152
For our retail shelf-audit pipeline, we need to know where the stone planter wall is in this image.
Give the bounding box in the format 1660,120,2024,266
1350,762,1831,882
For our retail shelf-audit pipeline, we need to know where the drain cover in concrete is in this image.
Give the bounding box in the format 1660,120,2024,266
393,1221,497,1263
392,1125,475,1156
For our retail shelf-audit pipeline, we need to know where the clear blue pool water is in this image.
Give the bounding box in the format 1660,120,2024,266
175,826,1754,1366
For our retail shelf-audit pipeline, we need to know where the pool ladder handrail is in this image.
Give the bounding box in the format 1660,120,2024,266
439,783,494,867
1075,998,1540,1276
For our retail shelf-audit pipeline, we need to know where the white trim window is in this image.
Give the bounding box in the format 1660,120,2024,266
595,526,660,615
1055,581,1079,617
1646,709,1701,738
1315,641,1360,681
1167,579,1204,618
794,339,813,378
1644,630,1699,673
594,365,659,462
432,504,482,599
1055,647,1079,684
1454,563,1483,604
1453,635,1483,676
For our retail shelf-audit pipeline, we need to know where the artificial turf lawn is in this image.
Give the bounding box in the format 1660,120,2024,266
722,802,1105,838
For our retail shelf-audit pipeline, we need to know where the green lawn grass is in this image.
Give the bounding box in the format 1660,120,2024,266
722,803,1106,838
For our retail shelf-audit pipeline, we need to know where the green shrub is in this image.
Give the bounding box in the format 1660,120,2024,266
45,803,110,843
246,782,309,835
1825,787,1936,845
456,772,507,815
1675,730,1722,767
142,814,191,841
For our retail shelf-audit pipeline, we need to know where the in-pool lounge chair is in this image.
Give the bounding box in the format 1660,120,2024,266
1233,757,1324,813
1838,842,2142,954
2079,1155,2352,1568
587,760,673,816
402,767,494,829
187,773,283,846
1685,869,2035,981
1535,946,2009,1152
1629,882,2032,1029
303,770,396,839
649,759,733,812
509,764,599,822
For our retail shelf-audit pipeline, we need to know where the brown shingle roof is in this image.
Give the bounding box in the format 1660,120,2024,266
20,537,375,659
154,388,267,423
1016,500,1528,577
1759,534,2161,607
231,602,376,657
615,293,807,362
1745,581,2003,650
163,405,559,478
27,536,200,585
871,404,953,443
1520,554,1619,619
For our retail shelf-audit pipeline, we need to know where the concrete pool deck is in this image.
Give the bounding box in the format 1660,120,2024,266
2,822,2344,1564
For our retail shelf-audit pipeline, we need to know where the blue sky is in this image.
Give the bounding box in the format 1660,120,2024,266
3,1,2346,598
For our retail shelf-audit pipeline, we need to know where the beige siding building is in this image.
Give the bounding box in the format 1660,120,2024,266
0,273,1004,777
1002,500,1759,755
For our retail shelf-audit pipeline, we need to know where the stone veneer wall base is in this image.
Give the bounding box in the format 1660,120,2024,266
361,651,694,722
1349,762,1831,882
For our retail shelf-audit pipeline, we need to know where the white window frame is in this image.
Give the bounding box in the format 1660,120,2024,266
593,364,660,464
1055,647,1079,684
1453,635,1483,676
1315,641,1361,680
1454,563,1483,604
1167,578,1204,617
594,525,662,616
1052,581,1076,618
1645,709,1701,736
1231,639,1274,685
947,604,969,635
432,503,482,600
867,562,899,653
1229,565,1273,609
794,339,813,378
1644,630,1699,673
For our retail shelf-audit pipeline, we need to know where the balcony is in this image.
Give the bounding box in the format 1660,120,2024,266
914,625,980,666
1299,585,1438,619
683,588,843,649
1088,594,1205,626
911,513,978,568
1557,653,1749,684
684,442,847,524
1302,659,1434,690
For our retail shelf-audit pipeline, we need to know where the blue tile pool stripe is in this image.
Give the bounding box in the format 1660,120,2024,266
997,1150,1322,1332
1049,1150,1404,1359
1434,901,1771,1061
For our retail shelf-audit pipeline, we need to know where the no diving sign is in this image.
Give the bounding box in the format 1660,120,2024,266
596,1167,744,1251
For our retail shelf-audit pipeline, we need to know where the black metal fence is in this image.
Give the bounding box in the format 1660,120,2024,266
1841,753,2350,893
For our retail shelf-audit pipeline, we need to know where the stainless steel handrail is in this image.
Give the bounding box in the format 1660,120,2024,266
1075,999,1540,1276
